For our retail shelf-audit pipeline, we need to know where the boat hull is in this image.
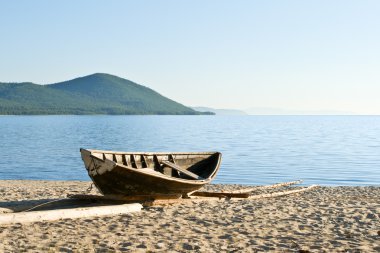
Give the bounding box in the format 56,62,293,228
80,149,222,196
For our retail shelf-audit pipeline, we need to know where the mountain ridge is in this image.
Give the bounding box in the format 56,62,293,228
0,73,213,115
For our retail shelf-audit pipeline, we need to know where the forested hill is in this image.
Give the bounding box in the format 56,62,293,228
0,73,212,115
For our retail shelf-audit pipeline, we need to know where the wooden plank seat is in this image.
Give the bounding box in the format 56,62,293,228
161,160,204,180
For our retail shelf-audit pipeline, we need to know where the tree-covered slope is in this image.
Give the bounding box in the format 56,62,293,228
0,73,211,115
0,82,94,114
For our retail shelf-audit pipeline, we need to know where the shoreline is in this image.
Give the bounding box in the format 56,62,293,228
0,179,378,187
0,180,379,252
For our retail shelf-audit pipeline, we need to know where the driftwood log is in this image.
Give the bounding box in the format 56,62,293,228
229,180,303,194
248,185,319,200
190,180,304,198
0,203,143,225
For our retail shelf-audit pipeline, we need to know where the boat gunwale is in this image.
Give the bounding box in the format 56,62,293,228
81,148,220,156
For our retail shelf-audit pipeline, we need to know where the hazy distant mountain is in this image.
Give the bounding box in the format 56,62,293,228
0,73,212,115
192,106,247,115
245,107,354,115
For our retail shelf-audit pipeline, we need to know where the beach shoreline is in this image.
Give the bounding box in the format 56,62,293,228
0,180,379,252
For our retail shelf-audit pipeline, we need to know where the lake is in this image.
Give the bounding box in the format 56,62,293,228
0,115,379,186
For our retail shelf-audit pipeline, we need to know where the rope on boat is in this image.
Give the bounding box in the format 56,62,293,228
86,183,94,193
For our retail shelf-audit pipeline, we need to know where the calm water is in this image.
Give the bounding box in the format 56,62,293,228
0,116,379,186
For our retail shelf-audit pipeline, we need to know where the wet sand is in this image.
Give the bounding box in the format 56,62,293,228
0,180,379,252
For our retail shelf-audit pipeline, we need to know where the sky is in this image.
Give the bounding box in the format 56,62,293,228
0,1,379,114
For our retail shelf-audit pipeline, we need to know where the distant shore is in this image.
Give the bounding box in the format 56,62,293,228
0,180,379,252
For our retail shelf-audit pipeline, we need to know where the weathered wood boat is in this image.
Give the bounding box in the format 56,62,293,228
80,148,222,197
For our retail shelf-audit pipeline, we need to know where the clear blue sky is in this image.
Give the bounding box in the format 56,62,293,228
1,1,379,114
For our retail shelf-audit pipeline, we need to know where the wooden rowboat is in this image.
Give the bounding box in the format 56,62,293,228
80,148,222,197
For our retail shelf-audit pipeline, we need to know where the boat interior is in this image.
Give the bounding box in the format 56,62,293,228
89,151,221,181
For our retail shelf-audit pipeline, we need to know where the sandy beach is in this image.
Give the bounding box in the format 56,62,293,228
0,180,379,252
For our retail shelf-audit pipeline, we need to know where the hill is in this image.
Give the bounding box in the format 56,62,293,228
0,73,212,115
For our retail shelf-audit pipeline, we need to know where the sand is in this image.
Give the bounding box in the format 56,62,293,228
0,180,379,252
